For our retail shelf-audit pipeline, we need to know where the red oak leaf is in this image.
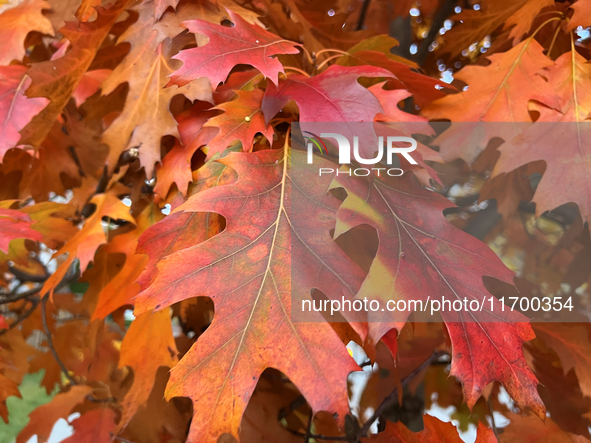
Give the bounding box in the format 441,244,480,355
135,147,364,442
0,66,49,162
262,65,392,124
168,9,301,88
0,208,43,254
330,172,544,416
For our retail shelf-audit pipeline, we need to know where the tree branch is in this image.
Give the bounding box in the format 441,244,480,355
0,296,40,337
284,350,448,442
41,294,79,386
0,286,42,305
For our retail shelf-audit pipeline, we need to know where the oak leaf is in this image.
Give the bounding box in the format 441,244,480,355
499,413,589,443
117,309,178,431
204,89,274,156
0,208,43,254
424,38,559,165
145,0,180,21
102,3,213,175
262,65,392,124
135,148,364,442
17,385,92,443
330,172,544,415
365,414,496,442
137,147,237,290
533,323,591,399
439,0,531,58
41,193,135,297
61,408,117,443
337,50,451,107
168,9,301,89
567,0,591,31
19,0,129,147
0,0,54,65
0,66,49,162
492,50,591,221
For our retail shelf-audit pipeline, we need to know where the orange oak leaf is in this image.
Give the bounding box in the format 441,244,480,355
143,0,180,20
41,193,135,297
61,408,117,443
365,414,496,442
492,50,591,221
135,148,364,442
17,385,92,443
85,217,150,320
337,50,451,107
262,65,392,124
168,9,301,89
19,0,129,148
204,89,274,155
568,0,591,31
425,38,558,123
117,309,178,431
424,38,560,165
330,172,544,416
154,140,193,200
0,208,43,254
504,0,554,43
438,0,531,59
102,3,213,175
0,0,54,65
499,413,589,443
533,323,591,399
0,66,49,162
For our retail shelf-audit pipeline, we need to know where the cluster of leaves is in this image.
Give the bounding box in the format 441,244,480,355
2,0,591,441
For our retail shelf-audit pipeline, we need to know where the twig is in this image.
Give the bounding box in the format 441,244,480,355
0,285,42,304
356,350,448,439
111,435,135,443
0,297,40,337
284,350,448,442
415,0,457,66
288,429,350,441
86,395,117,403
356,0,371,30
487,396,498,437
304,409,314,442
41,294,79,386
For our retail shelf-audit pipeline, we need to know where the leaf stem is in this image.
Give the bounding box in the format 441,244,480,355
315,48,350,58
316,54,345,71
546,20,562,58
531,16,562,39
284,66,310,76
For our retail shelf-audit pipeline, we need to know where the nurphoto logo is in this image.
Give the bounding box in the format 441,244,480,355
304,131,419,176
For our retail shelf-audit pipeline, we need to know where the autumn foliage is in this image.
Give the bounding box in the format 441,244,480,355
2,0,591,441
